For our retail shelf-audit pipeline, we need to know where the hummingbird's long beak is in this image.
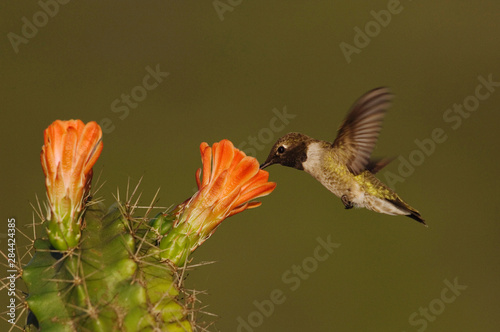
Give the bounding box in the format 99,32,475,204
260,161,272,169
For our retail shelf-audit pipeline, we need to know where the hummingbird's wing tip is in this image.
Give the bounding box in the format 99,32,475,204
332,87,393,175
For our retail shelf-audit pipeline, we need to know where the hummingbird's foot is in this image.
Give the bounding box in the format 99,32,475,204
341,195,354,209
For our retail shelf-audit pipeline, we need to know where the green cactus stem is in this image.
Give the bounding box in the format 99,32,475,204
23,202,193,331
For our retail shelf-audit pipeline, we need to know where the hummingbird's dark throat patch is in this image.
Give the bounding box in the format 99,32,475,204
285,142,308,170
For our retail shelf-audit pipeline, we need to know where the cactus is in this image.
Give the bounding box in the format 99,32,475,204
7,120,276,331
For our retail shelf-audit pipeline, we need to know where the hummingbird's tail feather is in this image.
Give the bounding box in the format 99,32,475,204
386,197,426,226
405,210,426,225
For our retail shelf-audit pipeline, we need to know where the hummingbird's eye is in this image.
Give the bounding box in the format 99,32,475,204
277,146,285,154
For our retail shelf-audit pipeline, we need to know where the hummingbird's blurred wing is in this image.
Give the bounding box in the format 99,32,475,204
332,87,393,175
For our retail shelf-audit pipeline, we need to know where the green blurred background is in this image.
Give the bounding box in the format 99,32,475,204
1,1,499,331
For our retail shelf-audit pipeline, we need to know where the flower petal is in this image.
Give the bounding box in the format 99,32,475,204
61,126,78,184
201,144,212,188
240,169,270,192
222,156,260,196
211,140,234,182
226,202,250,217
79,121,103,175
195,168,202,189
225,148,246,180
204,169,229,206
213,185,241,216
234,182,277,207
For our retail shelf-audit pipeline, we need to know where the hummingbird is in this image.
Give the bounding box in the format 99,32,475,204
260,87,425,225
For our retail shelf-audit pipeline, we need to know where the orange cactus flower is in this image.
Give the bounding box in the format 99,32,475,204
41,120,103,249
160,139,276,265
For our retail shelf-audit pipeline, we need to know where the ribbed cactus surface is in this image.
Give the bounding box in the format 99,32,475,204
23,202,192,331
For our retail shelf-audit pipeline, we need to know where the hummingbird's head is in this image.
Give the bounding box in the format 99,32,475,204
260,132,311,170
